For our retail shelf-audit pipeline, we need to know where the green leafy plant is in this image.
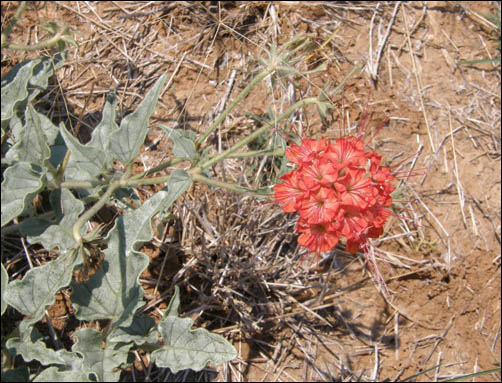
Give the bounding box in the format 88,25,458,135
1,2,77,52
1,12,354,378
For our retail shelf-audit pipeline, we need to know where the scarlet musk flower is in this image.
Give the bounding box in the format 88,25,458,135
274,136,395,255
273,171,308,213
285,138,328,168
298,186,341,224
297,219,340,253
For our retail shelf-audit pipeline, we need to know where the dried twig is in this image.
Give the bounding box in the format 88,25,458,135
367,2,402,81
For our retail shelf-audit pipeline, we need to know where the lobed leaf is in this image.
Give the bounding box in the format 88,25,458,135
20,189,85,252
88,89,120,160
123,170,192,256
72,328,130,382
62,88,121,182
70,238,149,328
1,58,40,126
108,315,158,345
110,73,168,164
5,104,52,167
31,342,90,382
25,53,65,104
164,285,181,318
71,171,191,328
159,125,197,160
151,286,237,373
4,248,80,325
6,325,67,366
60,122,110,181
152,311,237,373
1,53,64,130
33,367,90,383
1,162,45,227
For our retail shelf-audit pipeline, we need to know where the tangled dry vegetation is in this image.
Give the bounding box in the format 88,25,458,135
1,1,500,381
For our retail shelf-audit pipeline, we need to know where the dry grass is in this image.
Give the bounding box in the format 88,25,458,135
1,1,501,382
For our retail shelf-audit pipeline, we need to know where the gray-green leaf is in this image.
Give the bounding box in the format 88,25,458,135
110,73,168,164
70,230,149,328
108,315,158,345
151,316,237,373
164,285,181,319
72,328,130,382
1,53,64,129
1,58,40,125
60,123,110,181
161,169,192,209
6,325,66,366
71,173,191,328
122,171,191,257
4,248,80,325
32,345,89,382
5,105,52,167
22,189,85,252
1,162,45,227
159,125,197,160
88,89,120,160
1,263,8,316
33,367,90,383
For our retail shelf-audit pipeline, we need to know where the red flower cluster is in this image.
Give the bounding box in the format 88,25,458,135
274,137,395,254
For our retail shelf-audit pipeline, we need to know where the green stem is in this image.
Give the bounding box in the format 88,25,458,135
220,147,284,159
129,157,186,181
332,63,362,97
2,28,67,51
122,175,172,186
199,97,318,171
60,180,104,189
191,173,270,196
195,67,274,147
1,1,27,47
72,182,119,244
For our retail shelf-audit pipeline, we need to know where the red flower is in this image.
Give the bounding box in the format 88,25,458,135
298,187,341,224
335,168,376,209
340,205,370,241
274,136,394,255
297,219,340,253
273,171,308,213
326,136,366,168
286,138,327,167
301,158,338,190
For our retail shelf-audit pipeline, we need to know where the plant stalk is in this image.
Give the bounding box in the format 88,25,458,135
129,157,186,181
199,97,318,171
191,173,270,196
195,67,274,147
1,1,27,47
72,182,119,244
3,28,67,51
219,147,284,159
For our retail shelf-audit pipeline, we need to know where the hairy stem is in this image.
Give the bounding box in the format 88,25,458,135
191,173,270,196
1,1,27,47
2,28,67,51
72,182,119,244
218,147,284,159
129,157,186,181
195,67,274,147
199,97,318,171
60,180,105,189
